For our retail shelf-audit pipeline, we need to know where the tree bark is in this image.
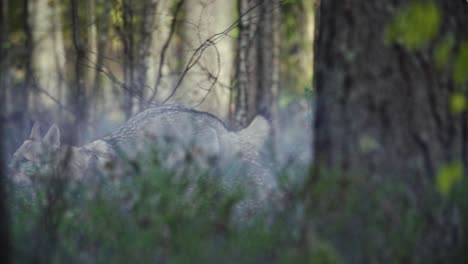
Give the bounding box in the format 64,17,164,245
136,0,157,111
91,0,111,123
233,0,280,153
257,0,280,155
148,0,183,104
87,0,98,93
0,1,11,262
117,0,157,117
20,0,32,126
70,0,88,143
233,0,259,128
120,0,136,118
313,0,468,181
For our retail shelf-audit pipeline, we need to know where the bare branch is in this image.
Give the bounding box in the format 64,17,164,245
148,0,185,103
161,0,266,104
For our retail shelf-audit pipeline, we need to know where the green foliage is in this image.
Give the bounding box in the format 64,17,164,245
308,242,343,264
436,161,464,196
450,92,467,114
304,170,428,263
280,0,314,94
385,1,441,50
358,135,378,154
279,240,343,264
9,158,286,263
434,35,455,70
111,0,124,27
435,162,468,262
454,42,468,87
8,154,455,263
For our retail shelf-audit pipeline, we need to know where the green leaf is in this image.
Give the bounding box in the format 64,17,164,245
385,1,441,50
454,42,468,86
359,135,378,154
434,36,454,70
436,161,463,196
450,92,467,114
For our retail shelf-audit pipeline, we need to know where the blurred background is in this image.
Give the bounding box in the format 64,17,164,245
0,0,314,160
1,0,468,263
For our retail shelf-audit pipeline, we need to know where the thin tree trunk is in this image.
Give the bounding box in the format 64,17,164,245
136,0,157,111
51,0,66,108
20,0,32,127
0,0,11,262
148,0,183,104
257,0,280,156
234,0,260,128
119,0,136,118
92,0,111,119
70,0,88,143
87,0,98,92
233,0,280,155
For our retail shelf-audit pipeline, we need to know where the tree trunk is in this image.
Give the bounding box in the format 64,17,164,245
30,0,66,108
120,0,135,118
87,0,98,93
0,1,11,262
257,0,280,155
233,0,259,128
91,0,111,125
70,0,88,143
136,0,157,111
313,0,468,182
118,0,157,117
233,0,280,153
20,0,32,127
51,0,66,108
147,0,182,104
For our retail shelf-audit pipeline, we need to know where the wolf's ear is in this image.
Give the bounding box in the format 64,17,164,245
29,122,41,140
43,124,61,150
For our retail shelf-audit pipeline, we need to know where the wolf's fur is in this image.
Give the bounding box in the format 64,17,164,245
9,106,271,185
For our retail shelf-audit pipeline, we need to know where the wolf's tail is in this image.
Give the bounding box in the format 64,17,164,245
237,115,270,152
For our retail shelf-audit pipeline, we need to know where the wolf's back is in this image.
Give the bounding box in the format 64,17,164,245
101,105,270,163
94,106,278,216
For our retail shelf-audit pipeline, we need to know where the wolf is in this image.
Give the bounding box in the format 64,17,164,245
9,106,278,211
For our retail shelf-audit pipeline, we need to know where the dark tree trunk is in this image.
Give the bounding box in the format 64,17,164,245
2,0,33,159
92,0,111,118
234,0,280,141
234,0,260,128
0,1,11,262
257,0,280,155
120,0,135,118
136,0,157,111
70,0,88,143
313,0,468,182
117,0,157,118
312,1,468,260
20,0,32,125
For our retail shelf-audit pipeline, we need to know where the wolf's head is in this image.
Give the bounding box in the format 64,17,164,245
9,123,62,184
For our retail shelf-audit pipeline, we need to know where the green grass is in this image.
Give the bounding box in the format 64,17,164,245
8,157,467,263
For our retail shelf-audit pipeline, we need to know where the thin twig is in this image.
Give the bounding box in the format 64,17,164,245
192,40,221,108
161,0,266,104
148,0,185,103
